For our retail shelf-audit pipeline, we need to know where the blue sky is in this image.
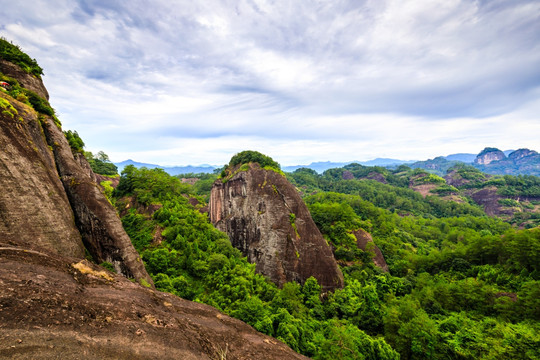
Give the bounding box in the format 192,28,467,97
2,0,539,166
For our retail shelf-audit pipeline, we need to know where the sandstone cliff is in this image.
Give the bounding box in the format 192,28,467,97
0,92,85,258
210,163,344,291
353,229,389,272
508,148,538,162
0,58,49,100
0,59,151,285
474,147,506,165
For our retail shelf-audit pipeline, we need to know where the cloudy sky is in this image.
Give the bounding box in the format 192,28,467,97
2,1,539,166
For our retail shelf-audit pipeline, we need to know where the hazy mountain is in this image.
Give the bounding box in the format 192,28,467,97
115,159,217,175
444,153,476,162
283,158,415,173
116,149,536,177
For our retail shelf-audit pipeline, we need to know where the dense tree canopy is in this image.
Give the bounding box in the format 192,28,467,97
114,163,540,359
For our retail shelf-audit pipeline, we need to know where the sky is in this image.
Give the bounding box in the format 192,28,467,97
1,0,539,166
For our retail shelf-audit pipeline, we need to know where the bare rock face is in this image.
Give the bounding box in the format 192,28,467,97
508,148,539,163
0,245,308,360
41,115,152,285
210,163,344,291
469,186,511,217
353,229,389,272
474,147,506,165
0,93,85,258
1,59,151,285
366,171,388,184
0,59,49,100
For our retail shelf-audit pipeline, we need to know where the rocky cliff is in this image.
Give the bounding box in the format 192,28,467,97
0,57,150,284
474,147,506,165
473,147,540,176
0,92,85,258
508,148,539,163
353,229,389,272
0,58,49,100
210,163,344,291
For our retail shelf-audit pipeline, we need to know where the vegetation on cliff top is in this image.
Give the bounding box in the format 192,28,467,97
229,150,281,170
219,150,284,181
0,37,43,76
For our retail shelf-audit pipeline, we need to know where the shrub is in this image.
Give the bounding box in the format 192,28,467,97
64,130,85,153
0,37,43,76
229,150,280,170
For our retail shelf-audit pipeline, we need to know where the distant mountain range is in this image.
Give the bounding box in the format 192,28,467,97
410,148,539,176
115,159,216,176
115,158,416,175
115,148,539,177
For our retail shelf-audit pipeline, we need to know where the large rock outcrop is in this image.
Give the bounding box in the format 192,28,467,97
0,93,85,257
210,163,344,291
0,47,308,359
41,115,151,283
0,59,49,100
0,60,151,285
474,147,506,165
508,148,538,163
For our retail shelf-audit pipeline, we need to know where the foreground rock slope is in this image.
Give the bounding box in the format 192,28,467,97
0,244,308,360
210,162,344,291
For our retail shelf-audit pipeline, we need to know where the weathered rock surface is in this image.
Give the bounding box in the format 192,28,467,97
1,59,151,284
0,59,49,100
0,244,308,360
41,115,152,284
210,163,344,291
0,93,85,258
0,54,308,359
469,186,511,217
508,148,538,163
353,229,389,272
474,147,506,165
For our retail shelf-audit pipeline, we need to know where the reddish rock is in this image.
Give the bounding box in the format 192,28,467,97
210,163,344,291
342,170,354,180
353,229,389,272
366,172,388,184
0,245,308,360
42,115,153,286
0,59,49,100
0,58,151,286
444,170,471,188
180,177,199,185
469,186,512,216
0,93,85,258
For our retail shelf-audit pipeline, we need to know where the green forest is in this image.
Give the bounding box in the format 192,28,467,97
106,157,539,360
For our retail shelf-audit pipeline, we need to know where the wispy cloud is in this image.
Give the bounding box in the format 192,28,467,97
1,0,539,165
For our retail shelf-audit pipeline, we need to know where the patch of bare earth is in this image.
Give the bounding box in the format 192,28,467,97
0,244,308,360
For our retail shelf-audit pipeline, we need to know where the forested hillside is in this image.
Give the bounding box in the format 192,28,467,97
112,159,540,359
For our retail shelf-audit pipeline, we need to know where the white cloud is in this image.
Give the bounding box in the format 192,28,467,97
1,0,539,165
